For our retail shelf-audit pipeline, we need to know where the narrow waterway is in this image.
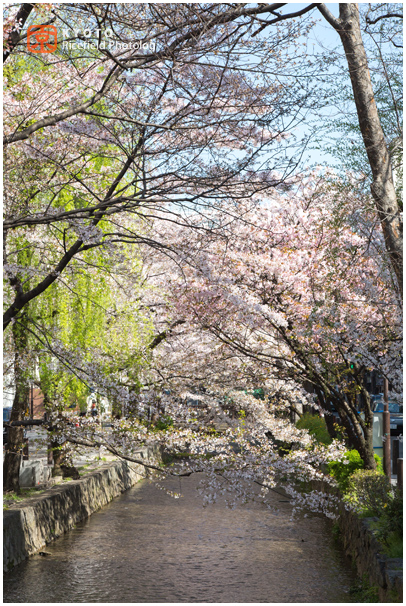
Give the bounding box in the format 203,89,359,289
4,474,356,602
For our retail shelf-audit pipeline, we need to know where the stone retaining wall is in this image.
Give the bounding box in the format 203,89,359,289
337,505,403,602
308,478,402,602
4,448,160,571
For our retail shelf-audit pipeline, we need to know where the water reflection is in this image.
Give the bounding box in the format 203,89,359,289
4,474,355,602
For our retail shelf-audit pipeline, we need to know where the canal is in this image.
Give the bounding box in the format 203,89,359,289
4,474,356,602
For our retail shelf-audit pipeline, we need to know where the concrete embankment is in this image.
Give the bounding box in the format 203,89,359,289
4,448,160,571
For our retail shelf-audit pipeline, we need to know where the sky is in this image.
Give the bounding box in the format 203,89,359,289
274,3,345,168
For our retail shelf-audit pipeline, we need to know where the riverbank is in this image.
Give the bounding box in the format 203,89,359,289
3,447,160,571
337,504,403,602
3,455,117,508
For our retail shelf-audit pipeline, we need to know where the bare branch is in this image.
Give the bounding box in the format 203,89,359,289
316,4,341,30
366,13,403,25
252,3,318,36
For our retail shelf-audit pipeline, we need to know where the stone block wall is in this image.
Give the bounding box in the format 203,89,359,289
4,450,160,571
338,505,403,602
19,460,52,488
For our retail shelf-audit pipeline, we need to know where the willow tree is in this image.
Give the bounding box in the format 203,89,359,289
35,250,154,407
3,235,154,490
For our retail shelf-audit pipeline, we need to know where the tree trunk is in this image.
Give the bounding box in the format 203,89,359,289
316,391,338,440
51,438,64,477
328,389,376,471
3,315,29,492
323,408,338,440
49,439,80,479
362,423,376,470
3,3,35,63
318,3,403,297
359,388,376,470
339,412,375,469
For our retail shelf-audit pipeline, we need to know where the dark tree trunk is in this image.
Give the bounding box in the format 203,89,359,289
48,430,79,479
331,393,376,471
51,438,64,477
3,315,29,492
3,3,34,63
359,388,376,470
316,390,338,440
362,424,376,470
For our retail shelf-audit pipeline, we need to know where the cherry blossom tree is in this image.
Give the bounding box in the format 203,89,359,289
3,4,401,504
4,3,402,299
3,3,321,491
54,382,347,519
3,3,35,62
2,178,351,510
3,2,330,332
150,174,401,469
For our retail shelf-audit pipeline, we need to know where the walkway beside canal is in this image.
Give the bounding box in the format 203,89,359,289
4,473,356,603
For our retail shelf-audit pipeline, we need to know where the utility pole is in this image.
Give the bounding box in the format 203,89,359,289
383,378,391,477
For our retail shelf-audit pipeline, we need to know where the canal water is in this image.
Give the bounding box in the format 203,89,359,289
4,474,356,602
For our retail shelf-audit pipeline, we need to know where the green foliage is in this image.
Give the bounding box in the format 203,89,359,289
332,420,348,442
296,412,332,445
238,409,246,428
154,416,174,431
3,487,45,507
34,244,154,410
326,449,384,492
343,469,392,517
252,388,265,400
374,454,383,474
374,490,403,556
381,489,403,536
348,574,379,602
328,449,364,491
381,533,403,559
329,451,401,556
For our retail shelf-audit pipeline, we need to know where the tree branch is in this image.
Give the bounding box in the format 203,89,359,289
3,65,123,145
366,13,403,25
3,3,34,63
316,4,341,30
3,142,142,330
65,435,196,476
252,3,318,36
149,320,186,350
